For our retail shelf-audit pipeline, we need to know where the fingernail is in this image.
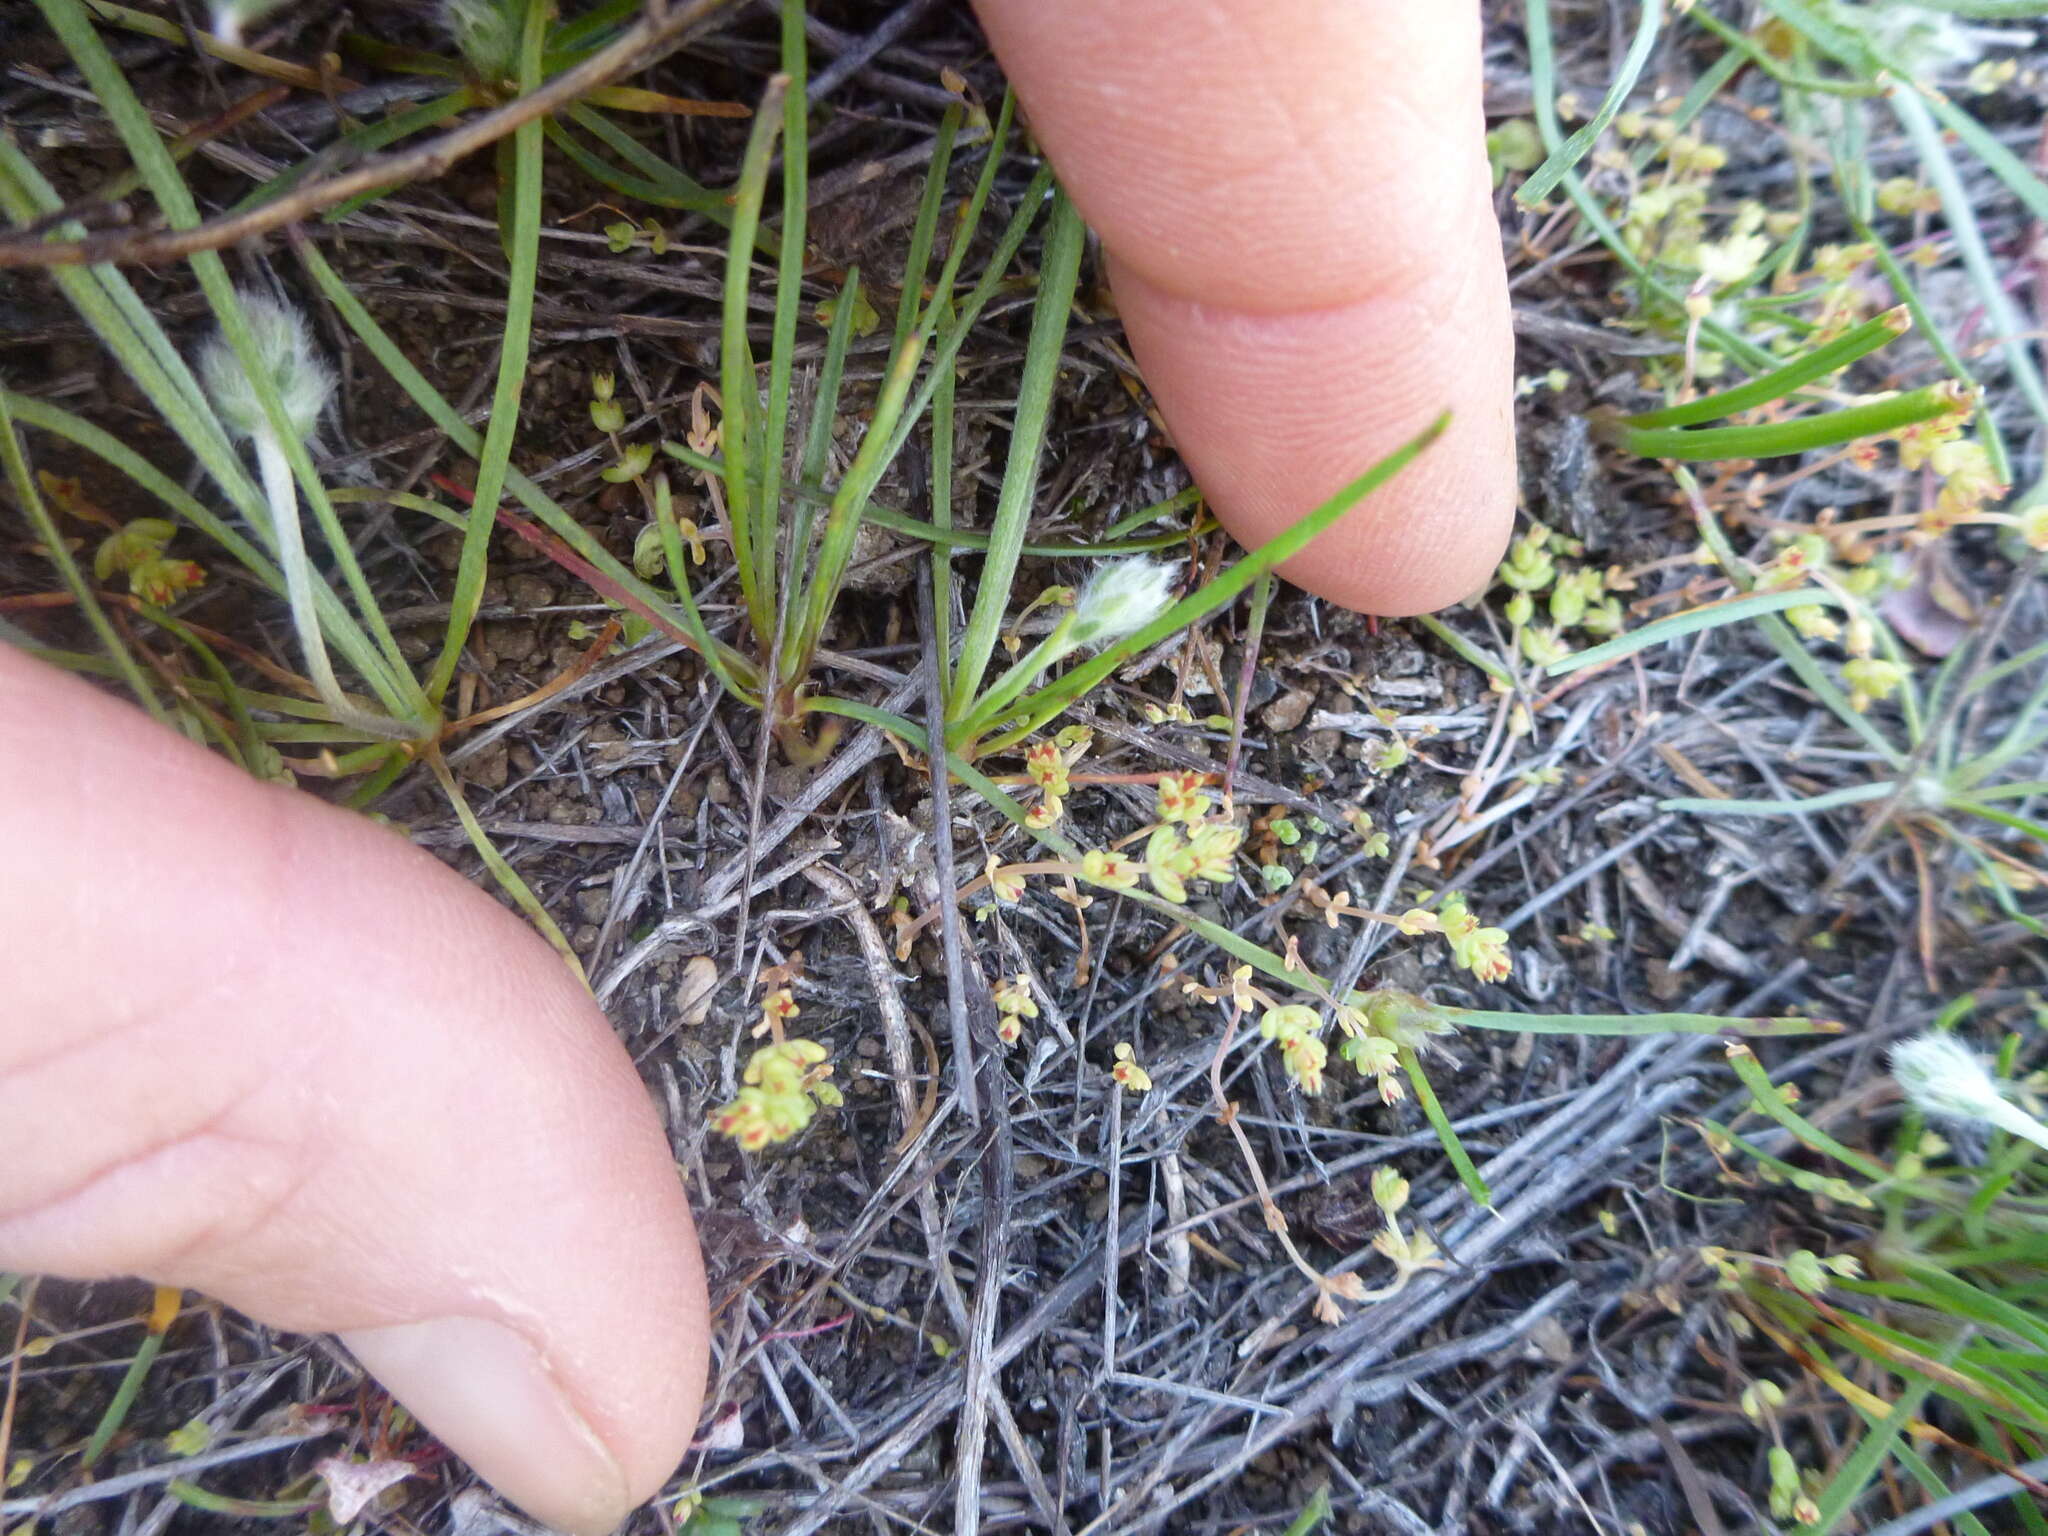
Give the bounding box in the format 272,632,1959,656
340,1316,629,1536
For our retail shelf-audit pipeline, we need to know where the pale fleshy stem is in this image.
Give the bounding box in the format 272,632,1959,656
252,428,413,739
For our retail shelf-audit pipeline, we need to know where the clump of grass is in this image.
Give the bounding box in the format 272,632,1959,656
1468,0,2048,952
1704,1005,2048,1532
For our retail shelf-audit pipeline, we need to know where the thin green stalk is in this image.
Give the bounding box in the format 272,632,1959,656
1726,1042,1891,1182
779,150,1058,686
80,1298,171,1469
1517,0,1661,207
0,393,274,582
1545,588,1841,676
756,0,811,644
425,0,546,705
31,0,423,721
717,73,791,642
0,391,162,719
1624,306,1911,429
1684,474,1907,767
1658,781,1900,817
1612,380,1969,461
425,748,584,979
251,430,405,737
547,108,730,219
671,447,1206,555
1967,780,2048,803
779,266,861,644
868,162,1058,481
1682,4,1879,96
975,415,1448,759
956,611,1076,739
0,152,404,711
296,241,758,692
1848,211,2003,483
1412,612,1514,689
893,108,962,354
1522,0,1776,371
1399,1046,1490,1204
655,474,759,704
927,287,958,689
1892,87,2048,444
917,90,1018,331
949,191,1086,716
1446,1006,1833,1037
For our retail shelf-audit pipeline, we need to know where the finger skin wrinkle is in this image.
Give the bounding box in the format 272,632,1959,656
0,1108,307,1284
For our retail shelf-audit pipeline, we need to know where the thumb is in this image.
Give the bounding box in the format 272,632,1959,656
0,646,708,1536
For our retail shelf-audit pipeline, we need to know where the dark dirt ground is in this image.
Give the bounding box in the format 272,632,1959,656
5,2,2048,1533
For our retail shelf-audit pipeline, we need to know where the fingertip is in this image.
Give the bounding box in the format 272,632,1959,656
0,647,710,1530
1108,230,1516,617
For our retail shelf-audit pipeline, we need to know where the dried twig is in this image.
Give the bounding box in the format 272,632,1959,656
0,0,734,269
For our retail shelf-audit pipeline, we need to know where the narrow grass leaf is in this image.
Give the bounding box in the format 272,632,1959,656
0,392,162,718
978,415,1447,757
1517,0,1661,207
1658,782,1899,817
1624,307,1910,430
425,0,545,705
1546,589,1841,676
1615,381,1969,461
950,190,1085,715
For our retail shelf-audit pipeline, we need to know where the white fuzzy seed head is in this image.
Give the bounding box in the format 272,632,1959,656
1070,558,1176,650
208,0,284,47
1892,1032,2007,1122
442,0,520,78
1892,1031,2048,1153
199,290,335,444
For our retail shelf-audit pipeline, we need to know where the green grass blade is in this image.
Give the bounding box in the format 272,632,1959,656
1892,87,2048,438
1447,1006,1834,1037
927,288,958,691
948,191,1085,717
80,1295,172,1470
1545,589,1844,677
425,749,584,978
0,391,162,719
654,475,757,703
425,0,545,706
545,110,727,217
1517,0,1661,207
892,107,961,355
1625,307,1911,429
779,266,862,640
1521,0,1775,371
976,415,1447,758
1658,782,1899,818
1809,1367,1939,1533
1726,1042,1890,1181
1615,381,1969,461
919,90,1017,330
1412,613,1515,688
1399,1045,1490,1205
296,241,757,691
717,74,789,642
1684,476,1907,766
755,0,810,649
23,1,421,721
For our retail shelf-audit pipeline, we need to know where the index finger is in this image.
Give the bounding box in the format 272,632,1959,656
973,0,1516,615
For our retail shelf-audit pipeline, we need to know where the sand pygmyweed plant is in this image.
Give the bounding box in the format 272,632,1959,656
710,976,842,1151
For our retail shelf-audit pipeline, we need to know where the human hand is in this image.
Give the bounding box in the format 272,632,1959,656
0,6,1511,1532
